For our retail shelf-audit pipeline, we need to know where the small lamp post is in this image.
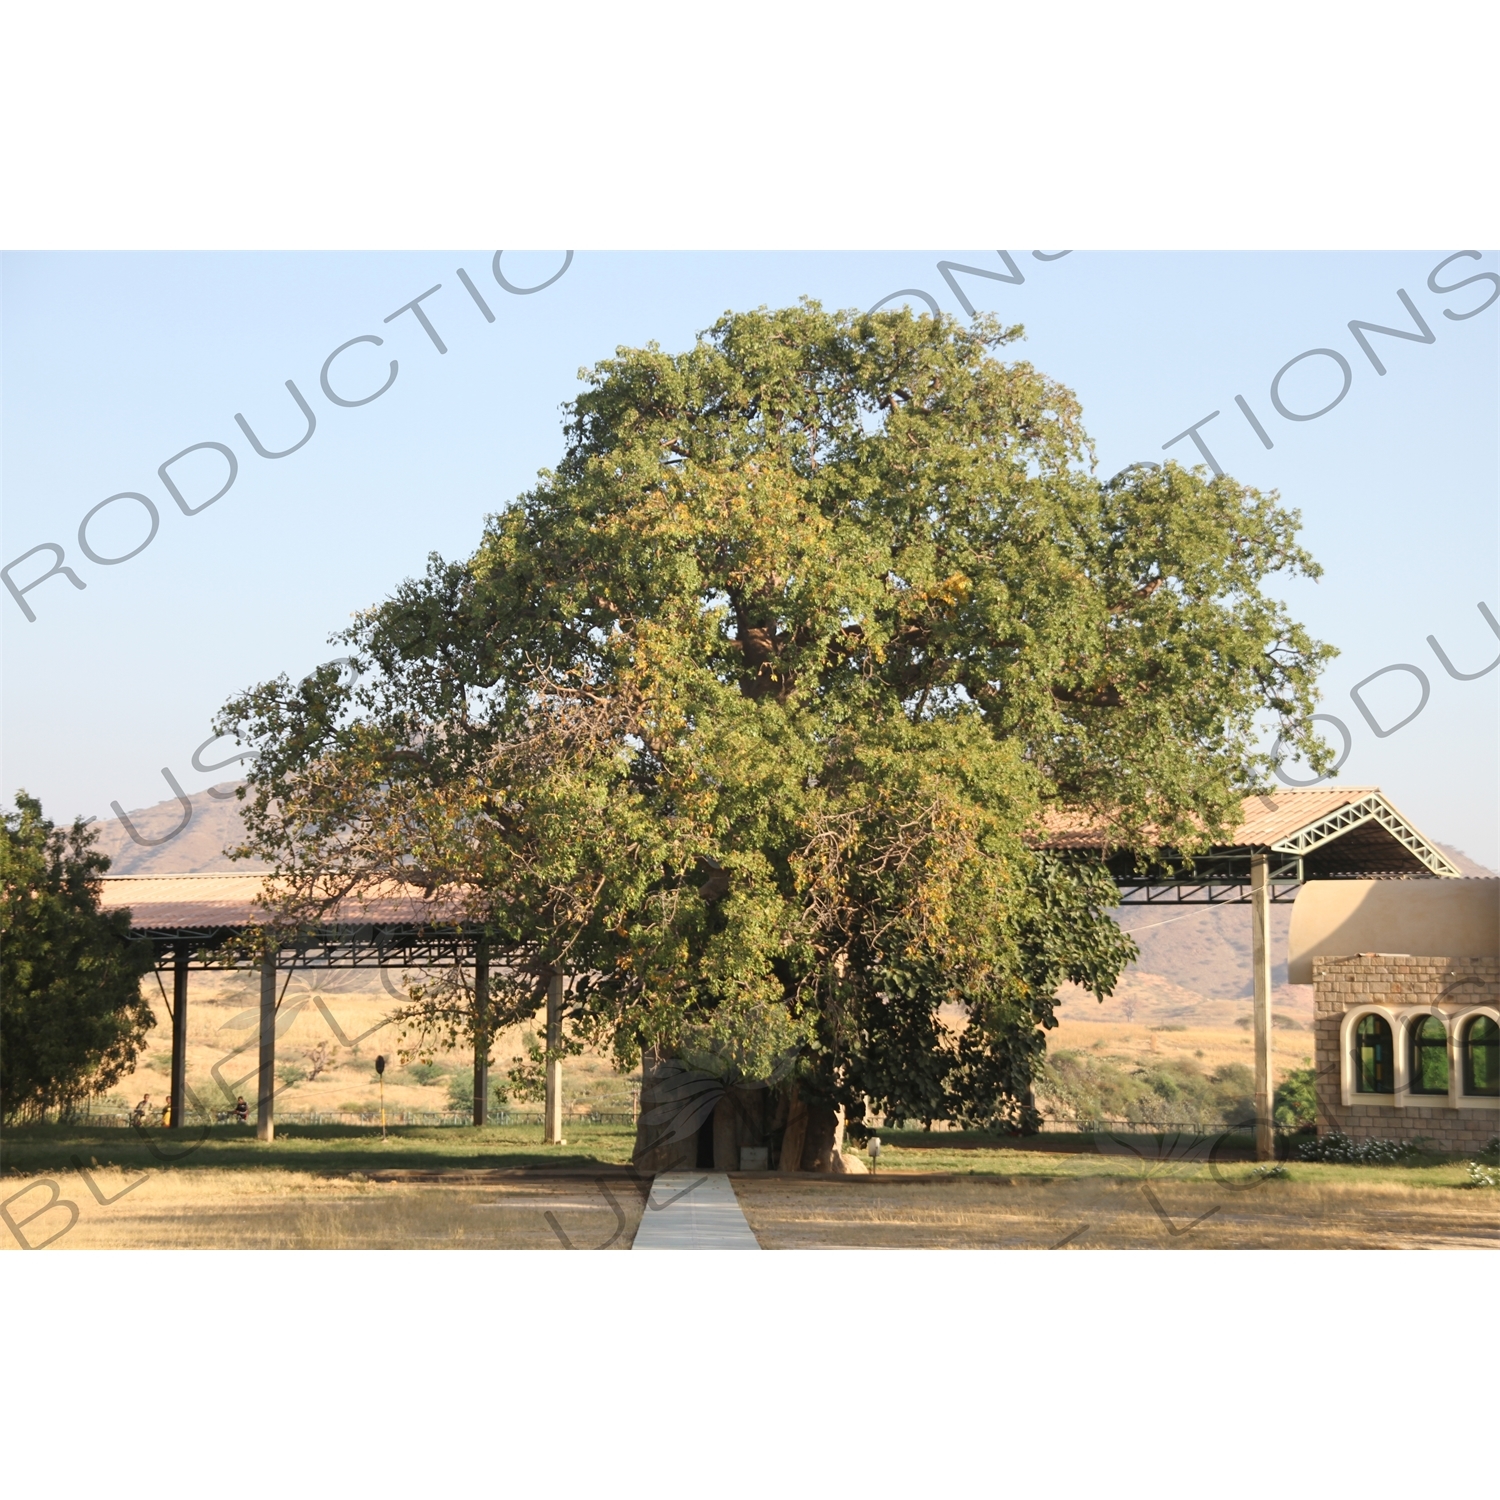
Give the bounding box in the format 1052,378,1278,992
375,1054,387,1140
869,1135,881,1174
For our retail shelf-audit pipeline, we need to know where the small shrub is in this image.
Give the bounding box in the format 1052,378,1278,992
404,1061,447,1086
445,1073,509,1114
277,1064,306,1088
1297,1132,1420,1164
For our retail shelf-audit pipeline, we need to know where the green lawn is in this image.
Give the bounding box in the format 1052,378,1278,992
846,1130,1489,1189
0,1120,640,1180
3,1121,1488,1194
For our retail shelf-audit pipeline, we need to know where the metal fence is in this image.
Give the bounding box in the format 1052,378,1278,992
1030,1117,1258,1136
28,1107,638,1130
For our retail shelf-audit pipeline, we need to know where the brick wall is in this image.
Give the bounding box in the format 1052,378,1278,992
1313,954,1500,1154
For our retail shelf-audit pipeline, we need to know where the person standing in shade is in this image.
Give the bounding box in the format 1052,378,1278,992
132,1094,151,1127
161,1097,171,1127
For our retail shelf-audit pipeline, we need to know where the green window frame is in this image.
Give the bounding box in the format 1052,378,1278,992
1354,1013,1394,1095
1462,1015,1499,1098
1408,1015,1449,1096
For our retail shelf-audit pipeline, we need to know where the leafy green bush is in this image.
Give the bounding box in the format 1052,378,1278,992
1274,1066,1317,1129
2,793,158,1120
505,1031,549,1105
404,1060,447,1086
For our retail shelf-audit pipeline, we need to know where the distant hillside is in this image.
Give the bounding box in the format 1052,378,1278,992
90,782,265,874
1114,899,1293,997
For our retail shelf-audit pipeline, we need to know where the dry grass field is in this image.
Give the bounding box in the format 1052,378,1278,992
1049,970,1315,1086
3,1166,648,1249
731,1171,1500,1249
99,974,639,1121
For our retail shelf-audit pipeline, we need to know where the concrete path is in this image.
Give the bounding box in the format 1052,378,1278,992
631,1172,762,1250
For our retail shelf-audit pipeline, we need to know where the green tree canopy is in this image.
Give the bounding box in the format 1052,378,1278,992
219,302,1333,1135
1,792,156,1121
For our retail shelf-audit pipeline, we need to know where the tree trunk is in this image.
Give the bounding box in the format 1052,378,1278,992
778,1086,808,1172
544,972,564,1143
631,1054,702,1173
801,1099,844,1171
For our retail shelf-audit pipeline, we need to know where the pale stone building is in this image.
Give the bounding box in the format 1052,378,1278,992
1292,879,1500,1153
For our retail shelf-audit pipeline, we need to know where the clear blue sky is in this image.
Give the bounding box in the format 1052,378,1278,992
3,251,1496,864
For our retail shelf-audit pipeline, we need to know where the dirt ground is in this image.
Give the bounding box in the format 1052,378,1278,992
2,1165,649,1249
6,1134,1494,1249
729,1173,1500,1249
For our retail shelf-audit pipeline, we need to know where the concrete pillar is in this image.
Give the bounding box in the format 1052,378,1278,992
472,936,490,1127
544,972,564,1144
1250,853,1275,1161
256,946,277,1143
168,941,189,1129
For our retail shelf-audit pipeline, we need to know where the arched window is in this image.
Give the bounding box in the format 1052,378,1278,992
1408,1015,1449,1095
1354,1014,1394,1094
1462,1016,1499,1097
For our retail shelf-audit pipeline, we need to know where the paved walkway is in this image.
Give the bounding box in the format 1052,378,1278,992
631,1172,762,1250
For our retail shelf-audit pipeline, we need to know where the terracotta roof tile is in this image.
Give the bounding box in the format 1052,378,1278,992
99,874,464,931
1035,787,1454,876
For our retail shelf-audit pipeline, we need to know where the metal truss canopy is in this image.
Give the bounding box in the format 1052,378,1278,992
1107,852,1304,906
133,923,487,973
1042,788,1460,905
1269,793,1459,878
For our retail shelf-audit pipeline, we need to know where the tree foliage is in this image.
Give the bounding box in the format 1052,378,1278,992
218,301,1333,1133
1,792,156,1120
